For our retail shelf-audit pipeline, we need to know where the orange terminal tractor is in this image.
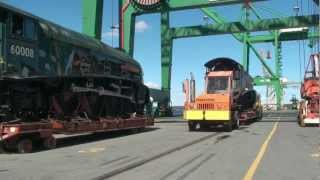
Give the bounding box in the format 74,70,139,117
183,58,262,131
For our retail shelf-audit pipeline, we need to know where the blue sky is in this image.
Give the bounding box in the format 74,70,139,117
1,0,319,105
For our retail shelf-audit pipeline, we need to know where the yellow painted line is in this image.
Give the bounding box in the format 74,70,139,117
78,147,105,153
243,122,279,180
311,153,320,158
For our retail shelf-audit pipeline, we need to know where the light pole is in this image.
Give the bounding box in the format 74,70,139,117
110,25,119,47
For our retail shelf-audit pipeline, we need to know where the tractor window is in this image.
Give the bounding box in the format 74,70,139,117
11,14,23,37
207,76,229,94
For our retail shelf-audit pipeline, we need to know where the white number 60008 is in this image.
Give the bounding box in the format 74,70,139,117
10,45,34,58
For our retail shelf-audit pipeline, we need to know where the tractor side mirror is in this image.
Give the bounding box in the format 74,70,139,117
182,82,185,93
182,79,189,93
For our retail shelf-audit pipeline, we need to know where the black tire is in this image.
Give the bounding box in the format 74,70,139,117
225,120,233,132
199,122,209,131
0,145,5,153
43,137,57,150
233,111,240,129
17,138,33,153
188,121,196,131
299,118,306,127
258,109,263,120
235,119,240,129
130,128,139,134
138,127,146,132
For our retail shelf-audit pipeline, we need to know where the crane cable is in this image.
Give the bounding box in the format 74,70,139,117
296,0,302,81
301,0,307,74
317,0,320,54
111,0,114,47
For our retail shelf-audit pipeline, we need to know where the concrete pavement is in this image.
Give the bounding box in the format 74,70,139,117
0,111,318,180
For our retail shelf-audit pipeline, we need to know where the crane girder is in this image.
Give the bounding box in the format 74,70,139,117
171,15,319,39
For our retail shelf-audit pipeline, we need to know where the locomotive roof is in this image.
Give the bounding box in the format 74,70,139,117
0,2,141,67
204,57,244,71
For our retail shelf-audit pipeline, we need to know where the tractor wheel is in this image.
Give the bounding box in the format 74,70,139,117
199,122,209,131
225,120,233,132
233,111,240,130
299,118,306,127
258,109,263,121
17,138,33,153
188,121,196,131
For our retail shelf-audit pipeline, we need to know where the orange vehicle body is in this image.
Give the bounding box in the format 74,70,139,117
183,58,262,131
299,54,320,126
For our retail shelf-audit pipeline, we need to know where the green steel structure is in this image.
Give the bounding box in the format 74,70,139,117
82,0,104,39
82,0,319,112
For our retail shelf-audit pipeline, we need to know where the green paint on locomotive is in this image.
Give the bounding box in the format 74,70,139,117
0,2,142,80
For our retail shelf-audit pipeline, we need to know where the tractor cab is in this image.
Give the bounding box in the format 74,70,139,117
206,72,232,94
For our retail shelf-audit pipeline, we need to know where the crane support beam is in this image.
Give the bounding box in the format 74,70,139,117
201,8,271,73
134,0,268,15
249,43,275,77
167,0,268,11
201,8,243,41
254,77,278,86
121,0,268,52
249,31,319,43
82,0,104,39
171,15,319,39
160,11,173,114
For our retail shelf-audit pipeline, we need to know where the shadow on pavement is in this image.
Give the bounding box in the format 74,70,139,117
55,127,159,149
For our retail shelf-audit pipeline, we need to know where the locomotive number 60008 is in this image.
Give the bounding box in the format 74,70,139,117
10,44,34,58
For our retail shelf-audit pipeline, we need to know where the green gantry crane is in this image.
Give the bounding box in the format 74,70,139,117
82,0,319,114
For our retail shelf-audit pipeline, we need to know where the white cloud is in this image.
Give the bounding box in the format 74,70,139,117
102,28,119,38
145,82,160,89
102,20,149,39
135,20,150,33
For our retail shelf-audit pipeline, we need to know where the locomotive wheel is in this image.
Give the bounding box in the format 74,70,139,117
17,138,33,153
43,137,57,150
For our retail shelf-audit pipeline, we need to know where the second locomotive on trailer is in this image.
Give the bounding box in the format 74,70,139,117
183,58,262,131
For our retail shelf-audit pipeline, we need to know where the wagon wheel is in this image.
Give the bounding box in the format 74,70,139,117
17,138,33,153
52,92,84,118
43,137,57,150
64,93,81,116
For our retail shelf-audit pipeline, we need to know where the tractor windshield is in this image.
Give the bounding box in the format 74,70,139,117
207,76,229,94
